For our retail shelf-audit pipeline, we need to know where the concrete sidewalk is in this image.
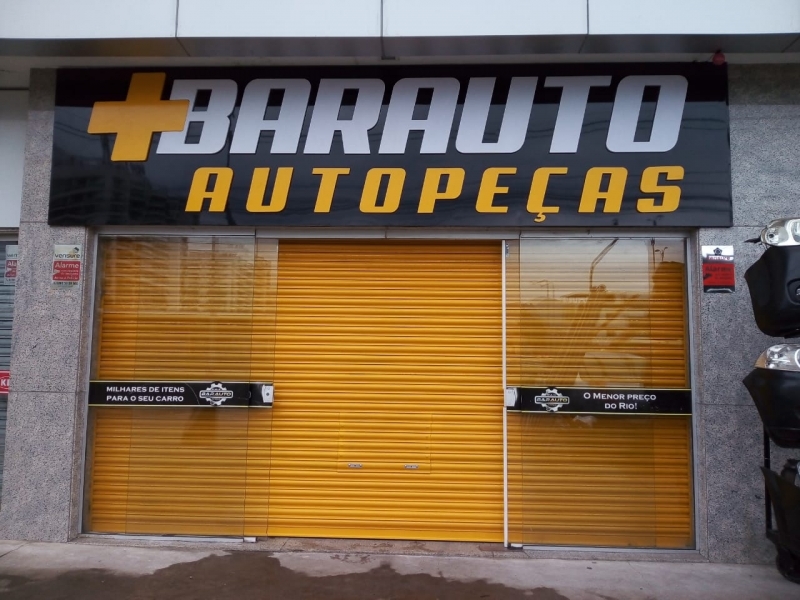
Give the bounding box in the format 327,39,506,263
0,538,797,600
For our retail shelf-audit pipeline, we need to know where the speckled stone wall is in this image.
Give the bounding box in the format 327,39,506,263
0,70,93,541
697,65,800,564
0,65,797,559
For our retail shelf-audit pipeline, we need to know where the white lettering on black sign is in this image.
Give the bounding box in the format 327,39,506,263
156,75,688,157
516,387,691,415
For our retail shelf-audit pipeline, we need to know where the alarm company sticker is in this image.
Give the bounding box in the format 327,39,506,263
534,388,571,412
701,245,734,293
4,245,18,286
52,244,83,288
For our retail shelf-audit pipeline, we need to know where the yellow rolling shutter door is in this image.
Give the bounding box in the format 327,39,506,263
515,415,692,548
515,241,688,389
507,238,694,549
268,240,503,542
87,238,276,536
88,238,502,541
89,235,689,546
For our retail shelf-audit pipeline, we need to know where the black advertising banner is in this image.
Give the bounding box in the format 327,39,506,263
88,381,274,408
50,64,730,228
510,386,692,415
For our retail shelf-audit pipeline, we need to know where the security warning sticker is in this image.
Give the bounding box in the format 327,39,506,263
4,245,18,286
701,245,735,293
52,244,82,288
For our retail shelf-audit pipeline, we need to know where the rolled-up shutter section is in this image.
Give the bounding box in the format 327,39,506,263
508,238,693,548
87,237,276,536
267,240,503,542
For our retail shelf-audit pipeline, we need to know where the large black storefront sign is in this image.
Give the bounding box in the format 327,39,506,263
50,64,730,228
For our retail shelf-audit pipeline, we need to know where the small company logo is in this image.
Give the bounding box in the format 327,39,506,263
534,388,571,412
54,246,82,259
704,246,733,262
199,382,234,406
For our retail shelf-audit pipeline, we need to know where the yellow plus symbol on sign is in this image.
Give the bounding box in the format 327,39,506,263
87,72,190,162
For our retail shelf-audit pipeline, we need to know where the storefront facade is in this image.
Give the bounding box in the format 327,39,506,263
30,64,722,548
0,1,799,565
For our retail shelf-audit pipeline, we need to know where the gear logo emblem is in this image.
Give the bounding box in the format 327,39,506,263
534,388,571,412
199,382,234,406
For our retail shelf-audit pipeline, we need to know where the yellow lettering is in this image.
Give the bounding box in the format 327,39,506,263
360,168,405,213
186,167,233,212
418,168,465,213
476,167,516,213
637,166,684,213
579,167,627,213
312,167,351,213
527,167,567,222
246,167,293,213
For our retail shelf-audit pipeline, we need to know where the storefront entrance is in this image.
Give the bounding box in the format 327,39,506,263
506,237,693,548
0,241,16,499
268,240,503,540
85,235,693,548
86,238,504,541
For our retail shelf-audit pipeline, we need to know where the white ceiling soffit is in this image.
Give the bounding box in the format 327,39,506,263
0,0,798,58
176,0,382,57
381,0,586,55
589,0,800,35
0,0,185,56
583,0,800,53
